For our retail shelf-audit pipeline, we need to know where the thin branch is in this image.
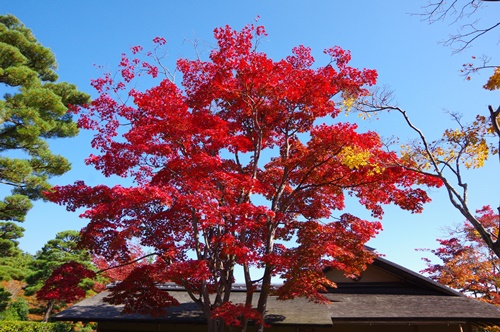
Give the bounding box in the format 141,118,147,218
97,252,159,274
358,95,500,256
416,0,499,53
447,21,500,52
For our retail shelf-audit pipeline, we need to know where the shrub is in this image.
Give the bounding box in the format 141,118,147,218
0,321,74,332
1,298,29,321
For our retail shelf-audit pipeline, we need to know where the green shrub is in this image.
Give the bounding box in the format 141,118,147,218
1,298,29,321
0,321,74,332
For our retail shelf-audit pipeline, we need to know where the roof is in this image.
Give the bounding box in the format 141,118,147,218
327,256,500,326
326,293,500,323
53,288,500,326
52,290,333,326
52,256,500,326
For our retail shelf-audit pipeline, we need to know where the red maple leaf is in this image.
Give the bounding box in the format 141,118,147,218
47,23,441,331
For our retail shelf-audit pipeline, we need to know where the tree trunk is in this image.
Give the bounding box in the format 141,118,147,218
207,316,227,332
42,300,55,322
256,266,274,332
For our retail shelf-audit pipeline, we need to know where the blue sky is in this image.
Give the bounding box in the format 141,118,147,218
2,1,499,275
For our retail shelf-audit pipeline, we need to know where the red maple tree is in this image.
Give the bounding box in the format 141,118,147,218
47,24,442,331
36,261,96,322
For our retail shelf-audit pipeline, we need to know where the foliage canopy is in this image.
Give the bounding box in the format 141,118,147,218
421,206,500,305
48,24,441,331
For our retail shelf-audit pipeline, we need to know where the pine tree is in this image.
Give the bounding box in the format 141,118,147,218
0,14,90,255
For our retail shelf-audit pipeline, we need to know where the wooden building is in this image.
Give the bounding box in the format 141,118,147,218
53,257,500,331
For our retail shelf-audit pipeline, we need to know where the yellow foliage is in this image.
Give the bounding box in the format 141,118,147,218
400,143,433,171
400,115,493,172
339,146,382,174
342,96,355,111
484,67,500,91
442,121,490,169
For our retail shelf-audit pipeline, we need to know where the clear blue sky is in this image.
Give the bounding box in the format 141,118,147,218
2,1,499,275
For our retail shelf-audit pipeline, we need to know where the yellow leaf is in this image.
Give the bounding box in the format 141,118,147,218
484,68,500,91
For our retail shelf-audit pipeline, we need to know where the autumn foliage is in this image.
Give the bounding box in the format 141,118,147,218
36,261,95,303
47,24,441,331
421,206,500,305
92,242,148,283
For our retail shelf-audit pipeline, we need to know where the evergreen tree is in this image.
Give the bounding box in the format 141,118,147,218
0,287,10,313
0,14,90,255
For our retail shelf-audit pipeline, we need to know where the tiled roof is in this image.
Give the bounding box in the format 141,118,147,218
327,292,500,322
52,256,500,326
53,287,500,326
52,290,333,326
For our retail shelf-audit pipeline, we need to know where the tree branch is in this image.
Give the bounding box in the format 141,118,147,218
97,252,159,274
357,96,500,257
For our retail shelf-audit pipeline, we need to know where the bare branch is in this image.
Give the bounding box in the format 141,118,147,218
417,0,500,53
447,21,500,53
418,0,479,24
